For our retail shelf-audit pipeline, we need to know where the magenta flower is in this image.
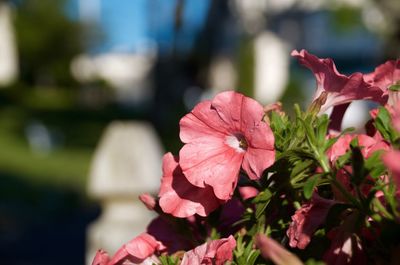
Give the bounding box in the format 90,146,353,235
382,150,400,187
364,59,400,105
179,91,275,200
158,152,222,217
238,186,259,200
327,134,389,163
387,101,400,132
180,235,236,265
287,193,336,249
92,249,110,265
292,50,386,114
92,233,164,265
139,193,156,210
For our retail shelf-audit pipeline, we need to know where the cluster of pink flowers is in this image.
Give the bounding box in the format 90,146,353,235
92,50,400,265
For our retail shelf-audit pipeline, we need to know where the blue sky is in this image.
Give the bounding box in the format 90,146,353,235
67,0,210,54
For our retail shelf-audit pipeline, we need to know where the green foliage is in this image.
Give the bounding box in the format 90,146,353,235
159,255,179,265
374,106,399,144
234,235,260,265
13,0,85,86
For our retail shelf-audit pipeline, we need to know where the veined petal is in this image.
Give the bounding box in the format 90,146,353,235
364,59,400,92
211,91,244,132
240,95,265,130
244,121,275,151
180,100,228,143
158,153,221,217
181,236,236,265
292,49,386,112
242,148,275,180
179,141,243,200
107,233,163,265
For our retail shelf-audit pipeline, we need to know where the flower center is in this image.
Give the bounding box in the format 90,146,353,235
225,133,248,152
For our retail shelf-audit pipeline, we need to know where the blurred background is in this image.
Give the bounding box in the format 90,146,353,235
0,0,399,264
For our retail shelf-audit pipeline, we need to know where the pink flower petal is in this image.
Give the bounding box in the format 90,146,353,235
180,100,229,143
364,59,400,104
242,148,275,180
108,233,163,265
139,193,156,210
326,134,353,163
158,153,222,217
211,91,245,131
287,193,336,249
92,249,110,265
327,134,389,163
255,234,303,265
390,101,400,132
179,139,243,200
382,150,400,187
178,91,275,200
292,49,386,112
238,186,259,200
181,236,236,265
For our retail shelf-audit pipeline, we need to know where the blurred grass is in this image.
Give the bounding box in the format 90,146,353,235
0,87,108,194
0,119,92,193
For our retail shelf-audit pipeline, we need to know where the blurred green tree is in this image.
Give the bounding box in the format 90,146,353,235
13,0,84,87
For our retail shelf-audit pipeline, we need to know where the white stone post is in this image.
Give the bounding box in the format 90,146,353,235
253,31,289,104
0,2,18,86
86,121,164,265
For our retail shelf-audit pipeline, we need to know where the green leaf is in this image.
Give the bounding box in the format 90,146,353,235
253,190,273,219
303,175,319,199
159,255,178,265
364,151,385,179
246,250,260,265
316,114,329,146
290,160,314,178
300,117,317,147
389,84,400,91
374,106,396,142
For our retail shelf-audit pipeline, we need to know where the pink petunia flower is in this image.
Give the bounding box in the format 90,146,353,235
291,50,386,114
255,234,303,265
326,133,389,163
158,152,222,218
238,186,259,200
180,235,236,265
92,249,110,265
364,59,400,106
382,150,400,187
179,91,275,200
326,133,389,201
139,193,156,210
287,193,336,249
387,101,400,132
91,233,165,265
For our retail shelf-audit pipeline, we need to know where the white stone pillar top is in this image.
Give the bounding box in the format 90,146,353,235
88,121,164,199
